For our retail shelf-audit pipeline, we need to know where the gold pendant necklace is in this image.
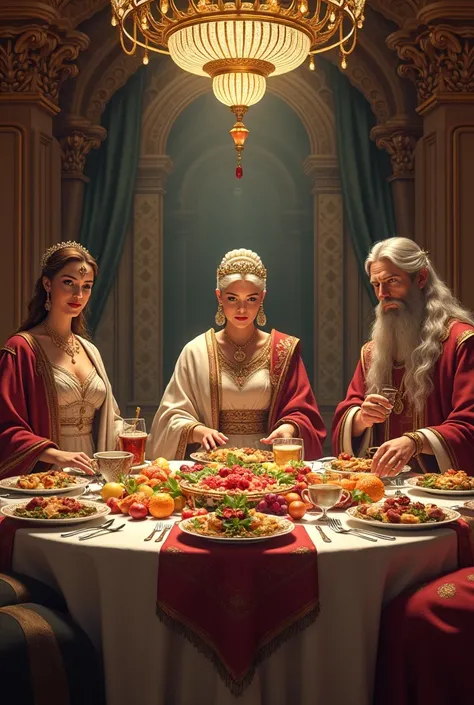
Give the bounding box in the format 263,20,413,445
224,329,257,363
44,321,80,364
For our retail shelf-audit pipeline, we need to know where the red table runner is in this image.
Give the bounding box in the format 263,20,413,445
0,516,22,572
156,524,319,695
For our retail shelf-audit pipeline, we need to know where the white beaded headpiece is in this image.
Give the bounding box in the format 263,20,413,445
217,249,267,284
41,241,91,269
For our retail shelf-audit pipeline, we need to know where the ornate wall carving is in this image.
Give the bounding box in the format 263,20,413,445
0,24,89,105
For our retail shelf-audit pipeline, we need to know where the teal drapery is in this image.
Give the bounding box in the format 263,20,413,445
320,59,397,303
79,67,146,332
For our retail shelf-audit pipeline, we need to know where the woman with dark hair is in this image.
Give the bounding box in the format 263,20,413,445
0,241,121,478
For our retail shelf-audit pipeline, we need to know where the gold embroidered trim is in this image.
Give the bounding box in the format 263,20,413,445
467,574,474,582
0,604,70,705
268,333,299,427
440,319,456,343
0,573,29,602
176,422,201,460
0,439,51,479
360,341,374,377
437,583,456,599
17,333,60,447
0,345,16,355
206,330,221,430
218,336,271,389
61,416,95,427
456,330,474,350
426,426,458,470
219,409,269,435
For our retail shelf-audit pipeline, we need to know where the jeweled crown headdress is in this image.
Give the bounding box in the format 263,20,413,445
217,249,267,283
41,241,91,269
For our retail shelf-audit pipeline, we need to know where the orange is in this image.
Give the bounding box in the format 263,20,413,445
340,479,357,491
285,492,301,505
288,501,307,520
355,474,385,502
148,492,175,518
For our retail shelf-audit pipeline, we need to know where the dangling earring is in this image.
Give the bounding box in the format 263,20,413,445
215,303,225,326
257,303,267,326
44,291,51,312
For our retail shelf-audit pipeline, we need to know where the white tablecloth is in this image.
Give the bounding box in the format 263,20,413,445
10,488,461,705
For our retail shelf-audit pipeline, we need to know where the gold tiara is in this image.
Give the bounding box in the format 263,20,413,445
217,257,267,281
41,241,90,269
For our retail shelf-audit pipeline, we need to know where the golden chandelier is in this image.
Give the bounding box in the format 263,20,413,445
110,1,366,177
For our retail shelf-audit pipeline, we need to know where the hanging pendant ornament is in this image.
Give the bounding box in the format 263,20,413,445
229,107,249,179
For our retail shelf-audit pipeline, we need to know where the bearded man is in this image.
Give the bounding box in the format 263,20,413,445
332,237,474,476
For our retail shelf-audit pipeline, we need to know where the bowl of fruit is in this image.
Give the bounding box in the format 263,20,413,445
176,462,298,510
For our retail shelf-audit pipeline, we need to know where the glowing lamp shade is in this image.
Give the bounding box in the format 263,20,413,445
212,72,266,108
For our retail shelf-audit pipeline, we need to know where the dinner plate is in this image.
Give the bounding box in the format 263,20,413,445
178,517,294,542
323,461,411,477
130,460,151,472
406,477,474,496
190,450,274,464
1,499,111,524
346,505,460,530
0,475,91,495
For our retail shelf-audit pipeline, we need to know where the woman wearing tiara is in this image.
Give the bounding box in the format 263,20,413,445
0,242,121,478
148,249,325,460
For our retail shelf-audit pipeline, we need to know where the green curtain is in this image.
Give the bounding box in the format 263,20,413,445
319,59,396,303
79,67,146,332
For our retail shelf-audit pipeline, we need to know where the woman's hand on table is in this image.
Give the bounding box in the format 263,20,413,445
371,437,415,477
39,448,95,475
191,425,228,451
261,424,295,444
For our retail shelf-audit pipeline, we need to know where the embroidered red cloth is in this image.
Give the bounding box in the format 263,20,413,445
156,524,319,695
449,516,474,567
0,516,22,572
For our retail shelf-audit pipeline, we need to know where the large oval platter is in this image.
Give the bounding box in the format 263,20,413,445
1,499,110,525
0,474,91,495
406,477,474,496
346,505,460,530
179,516,294,543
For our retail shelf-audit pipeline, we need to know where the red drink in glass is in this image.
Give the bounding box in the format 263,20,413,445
119,432,147,466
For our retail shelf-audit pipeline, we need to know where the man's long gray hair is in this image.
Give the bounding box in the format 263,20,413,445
364,237,474,412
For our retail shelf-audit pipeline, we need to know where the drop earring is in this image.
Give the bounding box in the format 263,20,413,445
256,303,266,326
44,291,51,312
215,303,226,326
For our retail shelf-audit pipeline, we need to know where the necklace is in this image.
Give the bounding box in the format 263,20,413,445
224,329,257,363
44,321,80,364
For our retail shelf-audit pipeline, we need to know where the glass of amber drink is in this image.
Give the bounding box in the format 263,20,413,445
272,437,304,466
119,418,147,467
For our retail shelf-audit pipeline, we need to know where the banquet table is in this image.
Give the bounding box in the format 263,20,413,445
8,486,464,705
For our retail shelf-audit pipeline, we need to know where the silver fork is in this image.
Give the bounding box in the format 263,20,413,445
61,519,115,538
326,517,377,542
79,524,125,541
155,520,178,543
329,517,396,541
144,521,165,541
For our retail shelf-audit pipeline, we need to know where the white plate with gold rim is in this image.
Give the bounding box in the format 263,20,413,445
179,516,295,542
406,477,474,496
0,475,91,495
346,505,460,530
1,499,111,524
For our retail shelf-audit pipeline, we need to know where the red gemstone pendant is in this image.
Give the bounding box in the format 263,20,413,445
236,165,243,179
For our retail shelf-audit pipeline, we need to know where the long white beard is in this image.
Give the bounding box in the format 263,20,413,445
366,286,425,398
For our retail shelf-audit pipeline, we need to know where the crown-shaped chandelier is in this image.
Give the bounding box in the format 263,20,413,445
111,1,366,177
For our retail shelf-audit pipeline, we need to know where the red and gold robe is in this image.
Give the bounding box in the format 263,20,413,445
148,329,326,460
332,321,474,474
0,333,121,479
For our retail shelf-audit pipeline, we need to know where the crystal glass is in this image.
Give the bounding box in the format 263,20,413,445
302,484,343,522
119,418,147,467
381,385,398,411
272,437,304,465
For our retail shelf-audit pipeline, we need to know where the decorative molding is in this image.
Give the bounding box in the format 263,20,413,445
56,114,106,177
63,0,109,26
368,0,421,26
388,22,474,112
86,51,142,123
371,118,422,178
0,24,89,105
302,155,340,193
136,154,174,194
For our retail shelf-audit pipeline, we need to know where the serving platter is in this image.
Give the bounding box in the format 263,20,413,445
1,499,111,525
0,474,91,495
179,516,294,543
346,505,460,530
406,477,474,496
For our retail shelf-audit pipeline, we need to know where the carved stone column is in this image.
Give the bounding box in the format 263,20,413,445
303,155,343,448
56,115,107,240
0,19,89,340
130,155,173,426
388,1,474,308
371,118,421,237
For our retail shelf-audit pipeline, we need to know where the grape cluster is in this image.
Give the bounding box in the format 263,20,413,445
256,493,288,516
